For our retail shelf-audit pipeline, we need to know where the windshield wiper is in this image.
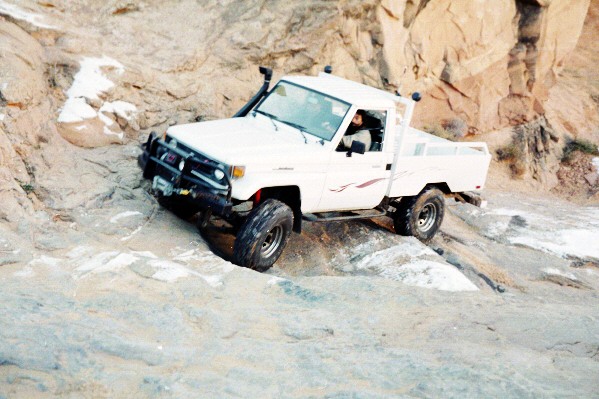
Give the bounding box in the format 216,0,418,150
280,120,309,144
253,110,279,131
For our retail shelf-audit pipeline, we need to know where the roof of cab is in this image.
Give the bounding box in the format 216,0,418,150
281,73,400,109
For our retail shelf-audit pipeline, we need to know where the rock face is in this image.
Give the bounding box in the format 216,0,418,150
406,0,591,133
2,1,592,137
0,19,55,224
0,0,595,229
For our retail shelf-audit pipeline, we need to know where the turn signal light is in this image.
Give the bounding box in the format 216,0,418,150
231,166,246,179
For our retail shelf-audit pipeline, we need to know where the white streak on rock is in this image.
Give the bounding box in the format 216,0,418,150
57,57,125,123
110,211,142,224
76,251,136,274
28,255,62,268
511,229,599,260
543,268,578,280
100,100,137,121
380,260,479,292
58,98,97,123
121,226,143,241
0,1,55,29
355,244,478,292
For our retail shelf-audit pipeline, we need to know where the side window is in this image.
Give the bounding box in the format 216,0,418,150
336,109,388,152
363,110,387,152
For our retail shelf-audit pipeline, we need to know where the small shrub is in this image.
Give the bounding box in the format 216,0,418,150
496,143,521,162
442,118,468,138
496,143,526,177
562,139,599,163
19,182,35,194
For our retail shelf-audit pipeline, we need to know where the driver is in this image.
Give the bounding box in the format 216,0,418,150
338,110,371,151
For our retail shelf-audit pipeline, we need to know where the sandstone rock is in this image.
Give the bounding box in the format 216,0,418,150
543,0,599,144
0,18,77,225
58,118,124,148
0,170,35,225
3,0,593,139
0,0,595,230
584,172,598,186
0,20,46,107
504,0,591,124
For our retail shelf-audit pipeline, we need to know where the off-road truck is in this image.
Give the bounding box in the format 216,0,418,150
139,67,491,271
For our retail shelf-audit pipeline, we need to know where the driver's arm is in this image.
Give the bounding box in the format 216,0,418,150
341,129,371,150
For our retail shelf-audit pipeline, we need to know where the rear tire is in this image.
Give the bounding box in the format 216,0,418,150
393,187,445,243
233,199,293,272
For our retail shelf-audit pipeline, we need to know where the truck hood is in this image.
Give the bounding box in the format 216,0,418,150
167,116,328,165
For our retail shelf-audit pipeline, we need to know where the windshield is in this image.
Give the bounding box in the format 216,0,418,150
255,81,351,141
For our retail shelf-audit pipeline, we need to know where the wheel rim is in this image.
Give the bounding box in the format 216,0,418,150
417,203,437,233
261,225,284,258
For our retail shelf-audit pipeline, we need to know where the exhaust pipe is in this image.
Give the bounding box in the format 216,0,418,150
233,66,273,118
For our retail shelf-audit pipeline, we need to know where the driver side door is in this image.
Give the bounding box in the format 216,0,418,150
316,109,392,212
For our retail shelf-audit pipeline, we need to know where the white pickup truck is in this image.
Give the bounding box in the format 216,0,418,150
139,67,491,271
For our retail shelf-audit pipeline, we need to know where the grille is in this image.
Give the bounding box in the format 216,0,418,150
160,139,228,187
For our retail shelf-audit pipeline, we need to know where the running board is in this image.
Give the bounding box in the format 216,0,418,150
303,209,388,222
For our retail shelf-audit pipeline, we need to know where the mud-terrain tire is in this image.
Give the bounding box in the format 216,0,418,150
157,195,199,220
393,187,445,243
233,199,293,272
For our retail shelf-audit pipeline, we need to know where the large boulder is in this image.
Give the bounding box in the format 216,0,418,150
0,19,51,224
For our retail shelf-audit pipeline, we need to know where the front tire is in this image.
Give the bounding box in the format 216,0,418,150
393,187,445,243
233,199,293,272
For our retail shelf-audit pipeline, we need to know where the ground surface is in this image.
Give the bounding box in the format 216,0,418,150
1,143,598,398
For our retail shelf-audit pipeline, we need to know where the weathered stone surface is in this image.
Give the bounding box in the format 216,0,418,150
2,189,599,397
0,3,597,396
0,20,46,107
585,172,598,186
0,20,47,224
0,0,592,141
544,0,599,144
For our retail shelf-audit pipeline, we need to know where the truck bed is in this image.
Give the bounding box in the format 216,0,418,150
388,127,492,197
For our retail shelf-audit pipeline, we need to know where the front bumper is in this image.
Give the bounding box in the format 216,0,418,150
138,132,234,217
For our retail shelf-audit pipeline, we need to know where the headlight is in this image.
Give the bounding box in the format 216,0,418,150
231,166,245,179
213,169,225,180
178,160,185,171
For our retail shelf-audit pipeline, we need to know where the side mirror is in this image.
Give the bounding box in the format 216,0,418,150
347,140,366,157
